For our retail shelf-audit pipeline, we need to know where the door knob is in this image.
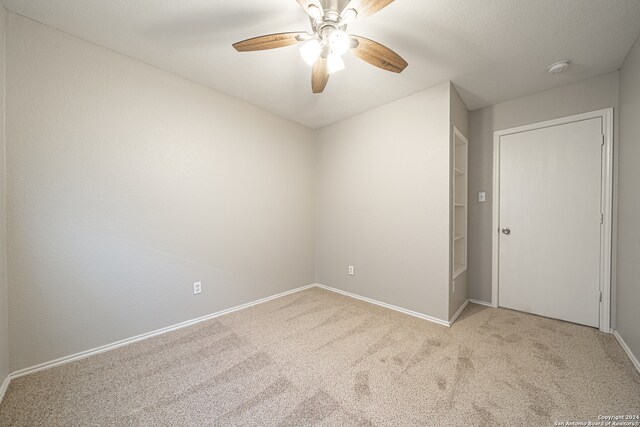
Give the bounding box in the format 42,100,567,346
502,228,511,235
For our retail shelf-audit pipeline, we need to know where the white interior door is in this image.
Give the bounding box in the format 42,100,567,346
498,118,603,327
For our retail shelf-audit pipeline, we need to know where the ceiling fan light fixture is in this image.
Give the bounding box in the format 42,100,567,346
329,30,350,55
300,39,321,65
327,53,345,74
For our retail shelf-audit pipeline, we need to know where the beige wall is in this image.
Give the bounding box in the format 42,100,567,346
315,82,452,322
5,14,316,372
0,6,8,383
449,84,469,319
617,35,640,362
1,10,634,376
467,72,619,303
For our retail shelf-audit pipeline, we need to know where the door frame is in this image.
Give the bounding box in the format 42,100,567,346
491,108,613,332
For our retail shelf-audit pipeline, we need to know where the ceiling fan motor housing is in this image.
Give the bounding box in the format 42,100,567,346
311,10,347,58
321,0,352,13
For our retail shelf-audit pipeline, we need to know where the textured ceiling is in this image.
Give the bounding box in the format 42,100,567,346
4,0,640,128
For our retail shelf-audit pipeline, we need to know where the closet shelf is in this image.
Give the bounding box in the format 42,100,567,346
452,127,468,282
453,264,467,278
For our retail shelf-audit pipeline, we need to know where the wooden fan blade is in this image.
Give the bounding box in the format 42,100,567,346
341,0,395,19
311,57,329,94
350,35,408,73
233,32,306,52
297,0,323,18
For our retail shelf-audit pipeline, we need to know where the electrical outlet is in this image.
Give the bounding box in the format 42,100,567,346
193,281,202,295
348,266,354,276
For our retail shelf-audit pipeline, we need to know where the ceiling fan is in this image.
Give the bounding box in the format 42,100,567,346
232,0,408,94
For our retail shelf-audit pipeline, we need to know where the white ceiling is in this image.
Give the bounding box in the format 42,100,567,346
4,0,640,128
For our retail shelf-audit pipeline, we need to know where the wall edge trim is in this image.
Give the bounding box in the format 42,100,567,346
448,299,469,325
612,329,640,374
315,283,451,327
0,374,9,405
9,284,316,380
469,298,493,307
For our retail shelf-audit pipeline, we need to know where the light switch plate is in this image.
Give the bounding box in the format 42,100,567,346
478,192,486,202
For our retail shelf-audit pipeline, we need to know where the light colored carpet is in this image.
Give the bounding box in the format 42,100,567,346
1,287,639,426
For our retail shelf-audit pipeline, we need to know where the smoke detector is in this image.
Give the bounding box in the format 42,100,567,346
547,60,571,74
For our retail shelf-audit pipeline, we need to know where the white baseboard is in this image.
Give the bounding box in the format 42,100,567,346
448,299,469,325
9,284,316,380
0,374,9,405
316,284,450,327
469,298,493,307
5,281,633,403
612,330,640,374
